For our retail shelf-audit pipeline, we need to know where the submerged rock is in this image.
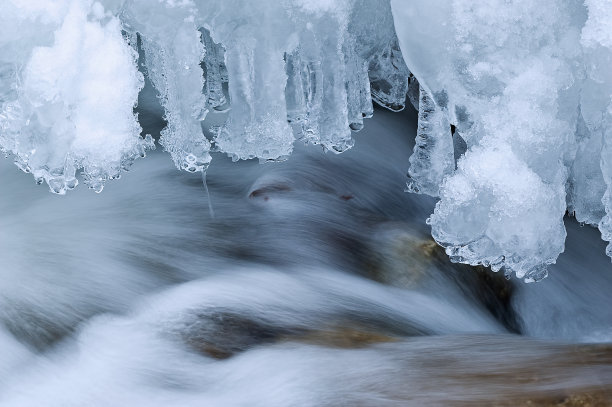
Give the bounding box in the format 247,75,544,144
178,308,404,359
365,223,520,333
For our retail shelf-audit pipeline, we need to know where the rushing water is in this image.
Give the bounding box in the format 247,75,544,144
1,105,611,406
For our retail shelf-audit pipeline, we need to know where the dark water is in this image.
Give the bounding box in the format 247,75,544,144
1,104,611,406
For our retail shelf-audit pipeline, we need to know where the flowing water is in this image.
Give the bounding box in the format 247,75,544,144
1,105,611,406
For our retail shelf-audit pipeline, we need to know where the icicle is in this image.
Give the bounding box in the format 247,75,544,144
130,2,211,174
202,171,215,219
344,40,372,132
406,86,454,196
200,28,228,112
285,50,307,125
368,40,410,112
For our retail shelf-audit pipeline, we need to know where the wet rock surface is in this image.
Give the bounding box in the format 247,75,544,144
365,223,520,333
178,308,411,359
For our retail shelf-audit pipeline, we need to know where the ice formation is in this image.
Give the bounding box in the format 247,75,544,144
0,0,611,280
392,0,612,281
0,0,151,193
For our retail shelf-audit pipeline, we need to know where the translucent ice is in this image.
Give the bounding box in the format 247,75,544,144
406,86,454,196
392,0,612,280
580,0,612,259
0,0,150,193
1,0,411,187
2,0,612,280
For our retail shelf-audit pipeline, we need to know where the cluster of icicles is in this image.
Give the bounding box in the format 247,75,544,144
0,0,413,194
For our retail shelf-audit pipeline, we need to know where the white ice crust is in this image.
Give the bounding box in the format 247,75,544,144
1,0,611,280
392,0,612,280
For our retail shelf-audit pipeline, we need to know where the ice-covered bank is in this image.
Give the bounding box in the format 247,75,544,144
1,0,612,280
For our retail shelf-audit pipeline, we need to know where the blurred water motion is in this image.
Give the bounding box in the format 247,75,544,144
0,106,611,406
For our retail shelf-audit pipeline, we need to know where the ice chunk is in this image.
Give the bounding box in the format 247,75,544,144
392,0,587,280
0,0,149,193
397,0,612,276
580,0,612,259
431,144,567,281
